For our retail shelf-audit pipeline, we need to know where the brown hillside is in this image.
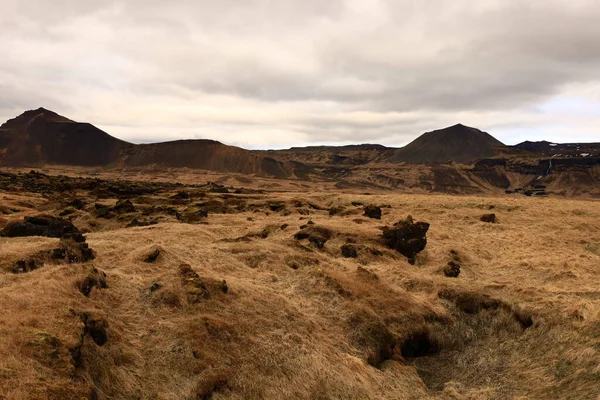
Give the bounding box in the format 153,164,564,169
390,124,506,164
2,110,598,195
0,108,132,166
266,144,395,166
124,140,291,178
0,109,292,178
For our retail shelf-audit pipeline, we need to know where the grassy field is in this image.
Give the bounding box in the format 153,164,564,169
1,175,600,399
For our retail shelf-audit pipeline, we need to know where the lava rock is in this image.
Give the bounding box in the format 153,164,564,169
150,282,162,292
11,258,43,274
144,249,161,263
480,213,496,223
382,216,429,264
268,202,285,212
59,208,76,217
81,313,108,346
0,215,81,239
94,204,114,219
363,205,382,219
114,199,136,213
309,236,327,249
78,268,108,297
221,280,229,294
62,232,86,243
444,260,461,277
341,244,358,258
171,191,190,199
68,198,86,210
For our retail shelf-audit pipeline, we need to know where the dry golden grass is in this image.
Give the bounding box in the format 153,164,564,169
1,183,600,399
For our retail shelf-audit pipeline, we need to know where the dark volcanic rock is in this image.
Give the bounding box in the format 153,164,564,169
68,198,86,210
78,268,108,297
9,238,95,273
294,231,310,240
81,313,108,346
114,199,136,213
150,282,162,292
208,183,229,194
363,205,382,219
480,213,496,223
382,216,429,264
171,191,190,199
62,232,86,243
144,249,161,263
268,202,285,212
444,260,461,277
57,240,96,263
179,208,209,223
59,208,76,217
11,258,43,274
340,244,358,258
0,215,81,239
294,225,333,250
309,236,327,249
94,204,114,219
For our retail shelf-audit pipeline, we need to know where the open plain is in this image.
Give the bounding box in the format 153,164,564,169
1,169,599,399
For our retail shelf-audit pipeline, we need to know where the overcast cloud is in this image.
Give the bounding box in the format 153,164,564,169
1,0,599,148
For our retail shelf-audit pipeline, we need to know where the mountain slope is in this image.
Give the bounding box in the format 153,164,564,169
390,124,505,164
124,140,290,178
266,144,395,166
0,108,131,166
0,108,292,178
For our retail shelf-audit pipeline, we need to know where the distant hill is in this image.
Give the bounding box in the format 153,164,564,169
0,108,131,166
124,140,290,178
514,140,600,157
1,109,598,196
0,108,291,177
389,124,506,164
267,144,394,166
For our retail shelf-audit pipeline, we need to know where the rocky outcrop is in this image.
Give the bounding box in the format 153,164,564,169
382,216,430,264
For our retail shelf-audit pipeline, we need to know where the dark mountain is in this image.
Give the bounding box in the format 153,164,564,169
1,109,598,196
0,108,131,166
0,108,291,177
389,124,506,164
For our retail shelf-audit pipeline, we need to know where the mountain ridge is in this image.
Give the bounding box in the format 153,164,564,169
1,108,599,196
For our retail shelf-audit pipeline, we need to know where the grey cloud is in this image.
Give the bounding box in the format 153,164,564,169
1,0,599,146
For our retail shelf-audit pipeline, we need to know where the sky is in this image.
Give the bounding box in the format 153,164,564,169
1,0,599,149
